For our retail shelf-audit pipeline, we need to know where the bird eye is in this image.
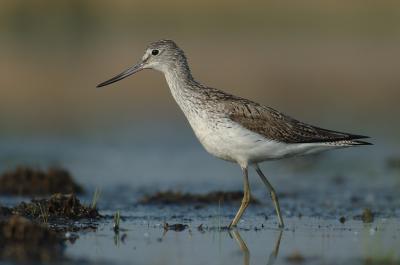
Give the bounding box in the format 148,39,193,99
152,49,159,56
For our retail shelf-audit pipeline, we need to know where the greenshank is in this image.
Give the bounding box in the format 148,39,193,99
97,39,371,228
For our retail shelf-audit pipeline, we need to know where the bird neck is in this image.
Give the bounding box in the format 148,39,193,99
163,60,202,109
163,57,198,91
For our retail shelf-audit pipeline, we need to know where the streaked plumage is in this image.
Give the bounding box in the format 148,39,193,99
97,39,371,228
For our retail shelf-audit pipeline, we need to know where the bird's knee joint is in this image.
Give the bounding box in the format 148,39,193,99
242,195,251,205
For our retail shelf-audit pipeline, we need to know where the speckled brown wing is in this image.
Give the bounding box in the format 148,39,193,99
226,100,369,144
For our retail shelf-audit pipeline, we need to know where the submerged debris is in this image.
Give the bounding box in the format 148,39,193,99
12,193,100,221
0,215,64,263
363,256,400,265
386,157,400,170
353,208,375,223
0,206,12,218
163,223,188,232
0,166,84,196
197,224,205,233
286,251,306,263
361,208,374,223
339,216,346,224
139,190,260,205
332,175,345,185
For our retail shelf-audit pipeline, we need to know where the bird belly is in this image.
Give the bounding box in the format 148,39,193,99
188,117,344,165
187,117,286,165
186,117,237,162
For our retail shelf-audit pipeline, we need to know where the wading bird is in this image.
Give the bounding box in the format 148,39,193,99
97,40,371,228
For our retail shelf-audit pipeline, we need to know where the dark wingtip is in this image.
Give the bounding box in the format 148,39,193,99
348,134,370,140
353,140,373,145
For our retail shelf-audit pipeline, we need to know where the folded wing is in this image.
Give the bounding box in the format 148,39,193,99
227,101,370,144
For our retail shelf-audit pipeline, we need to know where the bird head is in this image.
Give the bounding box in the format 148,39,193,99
97,39,186,87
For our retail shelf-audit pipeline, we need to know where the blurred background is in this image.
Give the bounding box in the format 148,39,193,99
0,0,399,190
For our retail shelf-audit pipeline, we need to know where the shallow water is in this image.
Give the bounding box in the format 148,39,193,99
0,124,399,264
65,216,399,265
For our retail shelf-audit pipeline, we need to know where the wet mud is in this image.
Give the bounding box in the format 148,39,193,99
0,215,65,263
139,190,260,205
0,193,102,263
0,193,101,234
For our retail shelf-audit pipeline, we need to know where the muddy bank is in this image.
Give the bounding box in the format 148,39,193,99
0,215,65,263
12,193,101,221
139,190,260,205
0,166,84,196
0,194,102,233
0,194,102,263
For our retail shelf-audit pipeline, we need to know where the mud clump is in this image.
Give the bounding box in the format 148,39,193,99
139,190,260,205
0,215,64,263
13,193,100,221
0,166,84,196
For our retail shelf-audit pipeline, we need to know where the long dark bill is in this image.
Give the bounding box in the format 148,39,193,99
96,62,144,88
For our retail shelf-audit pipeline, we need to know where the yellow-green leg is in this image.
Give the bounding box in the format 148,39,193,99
255,164,284,228
229,166,250,228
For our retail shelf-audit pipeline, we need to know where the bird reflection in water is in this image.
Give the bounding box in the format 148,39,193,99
229,229,283,265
